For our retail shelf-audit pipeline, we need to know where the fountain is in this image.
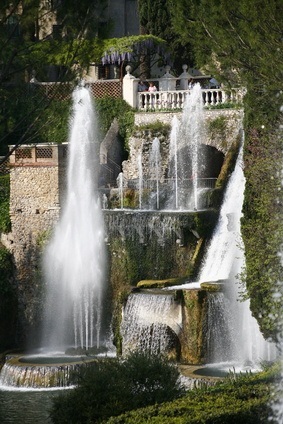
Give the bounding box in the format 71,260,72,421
168,116,180,209
183,84,204,210
117,172,124,209
149,137,161,210
197,137,277,370
0,85,109,391
41,85,106,353
128,135,277,369
164,83,205,211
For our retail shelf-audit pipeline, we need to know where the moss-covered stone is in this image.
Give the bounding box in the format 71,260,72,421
200,282,223,292
137,277,187,289
179,289,207,364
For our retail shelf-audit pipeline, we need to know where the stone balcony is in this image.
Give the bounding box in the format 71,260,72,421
123,65,245,111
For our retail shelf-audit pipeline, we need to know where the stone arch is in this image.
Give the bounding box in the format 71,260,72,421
165,144,224,180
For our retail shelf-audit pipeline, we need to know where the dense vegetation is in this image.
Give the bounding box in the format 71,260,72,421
167,0,283,341
50,358,280,424
50,352,185,424
105,364,279,424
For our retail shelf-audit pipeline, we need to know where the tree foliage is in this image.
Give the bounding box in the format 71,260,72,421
170,0,283,339
50,352,185,424
0,1,109,158
138,0,194,74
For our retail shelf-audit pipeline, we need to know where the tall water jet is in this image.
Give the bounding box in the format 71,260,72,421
117,172,124,209
168,116,180,209
198,138,276,366
40,86,106,352
166,84,205,211
149,137,161,210
181,83,205,210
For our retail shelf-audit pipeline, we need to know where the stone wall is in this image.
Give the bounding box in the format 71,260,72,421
122,109,243,184
1,147,66,344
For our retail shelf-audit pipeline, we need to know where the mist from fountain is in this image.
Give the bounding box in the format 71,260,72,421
40,86,106,353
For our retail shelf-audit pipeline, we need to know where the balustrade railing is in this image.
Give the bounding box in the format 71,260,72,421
137,88,241,111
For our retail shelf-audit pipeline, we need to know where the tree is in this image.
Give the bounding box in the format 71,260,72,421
0,0,108,161
170,0,283,340
50,352,185,424
100,34,170,79
138,0,194,75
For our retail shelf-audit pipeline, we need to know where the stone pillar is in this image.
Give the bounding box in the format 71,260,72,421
122,65,138,108
159,65,176,91
179,64,189,90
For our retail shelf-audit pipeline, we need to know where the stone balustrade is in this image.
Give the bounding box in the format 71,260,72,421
137,88,240,111
123,64,245,110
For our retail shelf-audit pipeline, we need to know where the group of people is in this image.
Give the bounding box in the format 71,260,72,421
138,81,157,93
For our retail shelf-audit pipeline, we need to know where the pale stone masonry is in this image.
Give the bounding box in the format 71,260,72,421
1,145,66,337
122,109,244,183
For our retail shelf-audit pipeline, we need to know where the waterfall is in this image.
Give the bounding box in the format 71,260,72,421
205,292,236,363
198,138,277,366
121,292,182,356
40,86,106,352
0,361,77,388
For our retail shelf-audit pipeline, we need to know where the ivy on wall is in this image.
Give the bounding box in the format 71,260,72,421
241,91,283,341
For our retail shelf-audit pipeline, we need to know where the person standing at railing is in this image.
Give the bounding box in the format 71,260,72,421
148,82,157,92
138,81,148,108
148,82,157,108
138,81,148,92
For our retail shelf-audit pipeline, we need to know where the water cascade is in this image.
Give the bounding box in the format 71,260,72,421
149,137,161,210
198,140,276,367
121,292,182,357
0,355,96,388
41,86,106,353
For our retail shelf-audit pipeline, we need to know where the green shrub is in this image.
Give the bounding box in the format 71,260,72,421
106,366,278,424
0,245,14,294
95,97,135,151
50,352,185,424
0,174,10,233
